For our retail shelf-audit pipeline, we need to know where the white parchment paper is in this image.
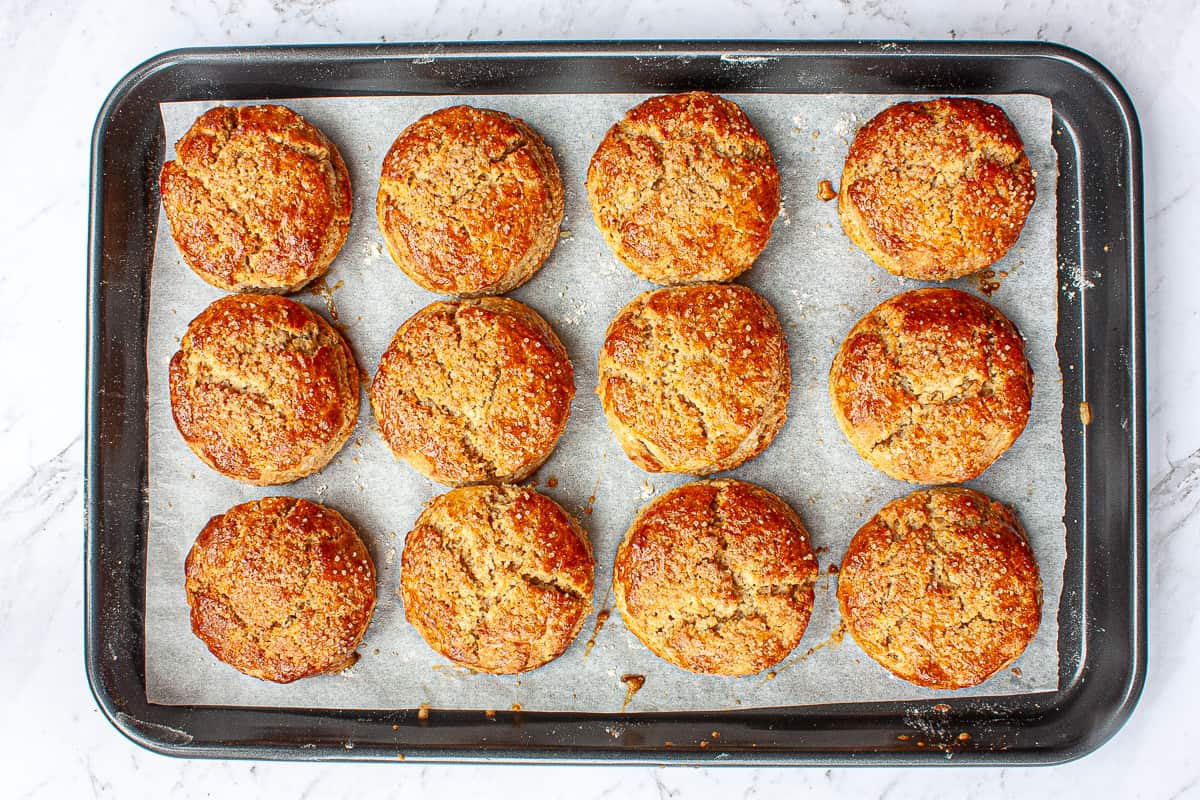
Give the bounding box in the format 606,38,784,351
146,92,1061,711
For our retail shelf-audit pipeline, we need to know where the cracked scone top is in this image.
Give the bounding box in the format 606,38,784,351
837,487,1042,689
613,479,818,676
185,497,377,683
376,105,564,296
160,104,352,293
400,485,595,674
370,297,575,486
169,294,360,486
838,97,1036,281
586,91,781,284
597,284,790,475
829,288,1032,484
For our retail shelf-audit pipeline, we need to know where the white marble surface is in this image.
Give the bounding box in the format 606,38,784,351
0,0,1195,796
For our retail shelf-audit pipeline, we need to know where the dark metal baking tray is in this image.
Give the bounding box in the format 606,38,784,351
85,40,1145,765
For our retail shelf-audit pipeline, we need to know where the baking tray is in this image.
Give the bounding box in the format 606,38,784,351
84,40,1145,765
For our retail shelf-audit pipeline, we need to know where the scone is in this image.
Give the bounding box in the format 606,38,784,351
612,479,818,675
829,288,1032,484
586,91,781,284
184,497,377,683
597,284,789,474
376,105,564,296
837,487,1042,689
838,97,1036,280
370,297,574,486
400,485,594,674
160,104,352,293
169,294,360,485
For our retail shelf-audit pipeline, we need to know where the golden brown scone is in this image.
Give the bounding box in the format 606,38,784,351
160,104,352,293
169,294,360,485
838,97,1036,281
376,105,564,296
400,485,594,674
837,487,1042,689
184,497,377,683
829,288,1032,484
370,297,574,486
597,284,789,474
613,479,817,675
586,91,781,284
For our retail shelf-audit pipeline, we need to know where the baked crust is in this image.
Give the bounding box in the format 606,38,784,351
838,97,1036,280
586,91,781,284
612,479,817,675
400,485,594,674
829,288,1032,484
169,294,360,486
597,284,790,474
160,104,352,293
184,497,377,683
370,297,575,486
837,487,1042,689
376,105,564,296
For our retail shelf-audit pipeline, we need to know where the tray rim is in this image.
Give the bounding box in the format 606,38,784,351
85,38,1146,766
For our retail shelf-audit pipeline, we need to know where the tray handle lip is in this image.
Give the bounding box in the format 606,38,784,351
84,38,1147,764
85,43,183,760
1041,39,1148,765
87,38,1149,110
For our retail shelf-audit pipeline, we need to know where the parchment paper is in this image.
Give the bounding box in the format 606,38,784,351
146,92,1061,711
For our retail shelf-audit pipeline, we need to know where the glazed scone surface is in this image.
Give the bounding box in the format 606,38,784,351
184,497,377,683
169,294,360,486
597,284,790,474
613,479,818,675
838,97,1036,280
160,104,353,293
586,91,781,284
376,105,564,296
400,485,594,674
829,288,1032,484
837,487,1042,689
370,297,575,486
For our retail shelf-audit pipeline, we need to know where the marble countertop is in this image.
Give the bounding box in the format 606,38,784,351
2,0,1195,797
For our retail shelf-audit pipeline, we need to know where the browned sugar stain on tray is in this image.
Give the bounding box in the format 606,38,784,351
817,179,837,201
582,453,606,516
756,624,846,687
978,268,1004,297
305,275,344,323
813,560,840,593
583,608,611,658
1079,401,1092,426
902,703,972,756
620,674,646,711
431,663,475,679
